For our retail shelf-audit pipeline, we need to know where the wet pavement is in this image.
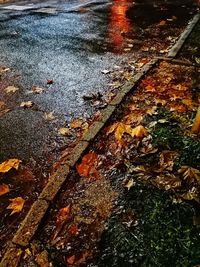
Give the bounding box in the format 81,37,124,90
0,0,199,263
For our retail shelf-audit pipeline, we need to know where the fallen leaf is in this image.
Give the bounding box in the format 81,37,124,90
0,184,10,196
106,122,133,141
195,57,200,64
7,197,25,215
181,187,199,202
20,101,34,108
159,150,178,171
44,112,55,121
155,174,181,190
124,179,135,190
101,70,110,74
68,224,78,235
56,204,71,225
70,119,83,129
131,125,148,138
66,255,75,265
0,158,21,173
178,166,200,184
159,20,166,26
76,152,100,180
32,86,44,94
47,79,54,85
58,127,69,136
4,85,19,93
0,67,10,74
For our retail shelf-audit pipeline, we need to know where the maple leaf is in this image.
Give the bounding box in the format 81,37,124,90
0,184,10,196
178,166,200,184
106,122,133,141
20,101,34,108
76,152,100,180
181,187,199,202
4,85,19,93
7,197,25,215
0,158,21,173
31,86,44,94
58,127,69,136
131,125,148,138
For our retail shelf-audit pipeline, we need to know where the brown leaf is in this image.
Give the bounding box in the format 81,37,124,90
43,111,55,121
68,224,78,235
0,184,10,196
159,150,178,171
56,204,71,225
70,119,84,129
66,255,75,265
0,158,21,173
124,179,135,190
159,20,166,26
47,79,54,85
155,174,181,190
178,166,200,184
107,122,133,141
7,197,25,215
32,86,44,94
131,125,148,138
76,152,100,181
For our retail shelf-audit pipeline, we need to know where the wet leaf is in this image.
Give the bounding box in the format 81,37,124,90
43,112,55,121
7,197,25,215
181,187,199,202
68,224,78,235
4,85,19,93
194,57,200,64
131,125,148,138
47,79,54,85
159,150,178,171
178,166,200,184
56,204,71,225
32,86,44,94
155,174,181,190
101,69,110,74
70,119,84,129
58,127,69,136
107,122,133,141
0,67,10,74
66,255,75,265
0,158,21,173
0,184,10,196
159,20,166,26
124,179,135,190
20,101,34,108
76,152,100,180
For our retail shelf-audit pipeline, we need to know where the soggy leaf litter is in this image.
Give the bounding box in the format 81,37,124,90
14,61,199,266
0,1,199,264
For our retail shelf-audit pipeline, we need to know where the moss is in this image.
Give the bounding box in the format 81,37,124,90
95,185,200,267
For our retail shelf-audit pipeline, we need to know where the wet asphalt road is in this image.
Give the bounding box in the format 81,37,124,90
0,0,198,163
0,0,131,162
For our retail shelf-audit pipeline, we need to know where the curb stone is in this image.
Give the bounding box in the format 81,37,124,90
1,12,199,266
12,200,49,246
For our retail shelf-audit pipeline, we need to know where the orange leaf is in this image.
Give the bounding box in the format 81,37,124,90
68,224,78,235
0,159,21,173
7,197,25,215
159,20,166,26
70,119,84,129
0,184,10,196
76,152,100,180
131,125,148,138
106,122,133,141
56,204,71,225
66,255,75,265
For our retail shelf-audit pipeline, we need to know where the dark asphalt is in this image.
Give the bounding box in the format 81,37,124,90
0,0,198,162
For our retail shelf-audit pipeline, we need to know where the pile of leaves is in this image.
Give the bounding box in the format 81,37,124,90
28,61,200,266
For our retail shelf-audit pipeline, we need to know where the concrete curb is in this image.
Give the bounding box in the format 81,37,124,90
0,12,199,267
168,13,200,58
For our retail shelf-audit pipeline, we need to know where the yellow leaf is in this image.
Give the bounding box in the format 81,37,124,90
0,158,21,173
58,127,69,136
107,122,133,141
4,85,19,93
0,184,10,196
7,197,25,215
124,179,135,190
131,125,148,138
70,119,83,129
20,101,34,108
